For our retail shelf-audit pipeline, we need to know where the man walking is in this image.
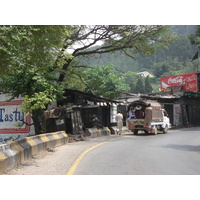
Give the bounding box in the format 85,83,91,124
115,111,124,135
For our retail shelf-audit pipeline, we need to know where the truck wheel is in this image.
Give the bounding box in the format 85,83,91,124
154,127,158,135
134,130,138,135
163,125,168,134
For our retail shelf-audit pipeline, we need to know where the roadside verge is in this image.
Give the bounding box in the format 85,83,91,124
0,126,129,174
0,131,68,174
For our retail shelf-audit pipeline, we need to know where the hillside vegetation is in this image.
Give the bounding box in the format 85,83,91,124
77,25,198,93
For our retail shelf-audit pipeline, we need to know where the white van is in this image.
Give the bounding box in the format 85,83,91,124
127,100,171,135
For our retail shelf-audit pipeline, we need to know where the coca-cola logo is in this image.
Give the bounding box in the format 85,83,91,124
187,83,196,90
187,74,196,82
168,76,184,84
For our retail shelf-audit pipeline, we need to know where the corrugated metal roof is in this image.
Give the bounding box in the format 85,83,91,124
128,99,162,108
63,89,121,104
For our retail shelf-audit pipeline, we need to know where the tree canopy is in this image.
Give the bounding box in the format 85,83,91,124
57,25,175,81
0,25,71,97
189,26,200,49
0,25,175,133
77,26,198,93
82,64,129,99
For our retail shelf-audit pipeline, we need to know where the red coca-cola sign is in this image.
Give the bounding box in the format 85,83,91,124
160,72,198,92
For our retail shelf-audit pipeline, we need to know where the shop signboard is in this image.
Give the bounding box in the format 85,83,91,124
160,72,198,92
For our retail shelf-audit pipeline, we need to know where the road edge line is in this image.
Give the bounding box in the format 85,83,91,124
66,137,120,175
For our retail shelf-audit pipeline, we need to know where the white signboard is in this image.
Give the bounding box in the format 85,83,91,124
0,95,35,144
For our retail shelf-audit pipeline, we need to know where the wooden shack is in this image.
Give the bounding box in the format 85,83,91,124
44,89,120,134
141,89,200,127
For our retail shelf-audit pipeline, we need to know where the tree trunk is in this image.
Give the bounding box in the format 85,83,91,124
32,109,45,135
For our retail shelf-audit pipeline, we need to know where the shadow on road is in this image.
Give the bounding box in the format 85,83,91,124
175,126,200,132
161,144,200,153
124,133,149,136
125,132,166,136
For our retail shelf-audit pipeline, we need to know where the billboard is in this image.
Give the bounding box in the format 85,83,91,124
0,100,31,134
0,94,35,144
160,72,198,92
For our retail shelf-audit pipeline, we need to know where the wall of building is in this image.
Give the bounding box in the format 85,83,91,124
159,97,200,127
180,97,200,126
0,94,35,144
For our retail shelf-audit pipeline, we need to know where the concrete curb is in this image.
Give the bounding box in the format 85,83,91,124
0,131,68,175
0,127,128,174
85,127,111,137
109,126,130,135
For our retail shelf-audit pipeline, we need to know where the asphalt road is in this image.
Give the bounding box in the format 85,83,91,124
5,126,200,175
72,127,200,175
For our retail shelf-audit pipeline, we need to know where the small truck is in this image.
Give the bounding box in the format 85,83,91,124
127,100,170,135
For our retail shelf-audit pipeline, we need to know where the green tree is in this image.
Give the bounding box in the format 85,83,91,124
169,35,194,62
57,25,175,82
0,25,71,74
0,25,174,133
0,25,71,133
135,78,145,94
78,26,197,79
123,71,138,93
82,64,129,99
189,25,200,48
145,76,153,93
153,62,172,78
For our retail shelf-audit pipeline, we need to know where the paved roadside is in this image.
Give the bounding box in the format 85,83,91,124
4,135,122,175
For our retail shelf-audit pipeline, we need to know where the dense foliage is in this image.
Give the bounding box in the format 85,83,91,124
0,25,178,133
78,25,198,93
0,25,71,133
82,64,129,99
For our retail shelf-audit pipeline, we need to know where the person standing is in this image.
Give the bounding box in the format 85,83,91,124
126,107,136,121
115,111,124,135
